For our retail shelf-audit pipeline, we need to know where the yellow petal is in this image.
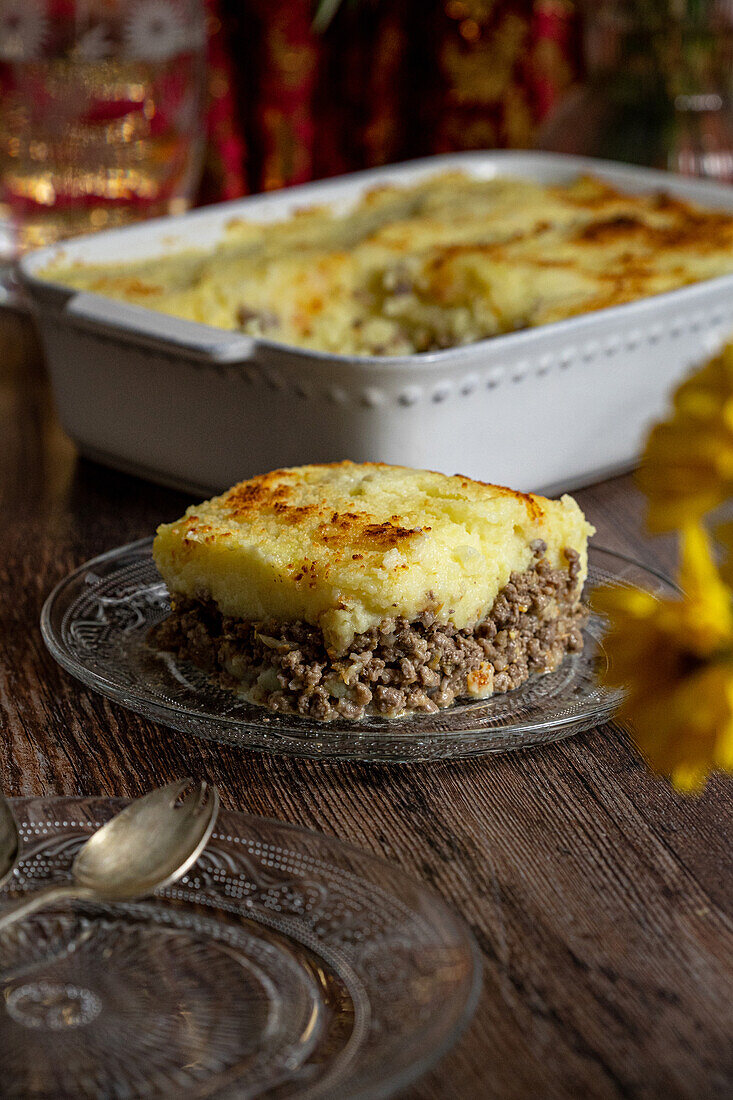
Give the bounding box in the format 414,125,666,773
638,343,733,532
678,523,733,644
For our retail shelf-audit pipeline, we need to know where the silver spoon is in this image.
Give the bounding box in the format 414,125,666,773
0,778,219,933
0,793,20,890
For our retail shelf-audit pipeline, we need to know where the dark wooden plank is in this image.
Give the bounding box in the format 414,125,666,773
0,325,731,1099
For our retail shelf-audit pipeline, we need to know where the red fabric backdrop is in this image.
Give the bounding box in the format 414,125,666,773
198,0,580,203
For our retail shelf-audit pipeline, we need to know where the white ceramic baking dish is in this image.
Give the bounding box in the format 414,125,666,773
20,151,733,496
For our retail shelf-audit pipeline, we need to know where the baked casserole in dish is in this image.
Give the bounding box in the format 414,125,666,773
44,171,733,358
20,152,733,493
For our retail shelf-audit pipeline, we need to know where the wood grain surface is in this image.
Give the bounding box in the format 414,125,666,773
1,322,731,1099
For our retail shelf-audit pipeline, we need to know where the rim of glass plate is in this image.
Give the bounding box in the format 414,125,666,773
39,538,678,755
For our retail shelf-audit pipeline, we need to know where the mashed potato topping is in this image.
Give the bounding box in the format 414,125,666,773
153,462,594,655
46,173,733,357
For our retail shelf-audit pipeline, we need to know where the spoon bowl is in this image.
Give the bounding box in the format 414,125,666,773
0,779,219,932
74,778,218,900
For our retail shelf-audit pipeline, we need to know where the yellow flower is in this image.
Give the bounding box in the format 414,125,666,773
594,524,733,789
637,342,733,533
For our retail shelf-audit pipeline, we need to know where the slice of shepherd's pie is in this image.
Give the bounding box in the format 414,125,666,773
151,463,595,720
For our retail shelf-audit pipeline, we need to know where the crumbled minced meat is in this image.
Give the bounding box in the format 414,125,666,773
151,546,587,720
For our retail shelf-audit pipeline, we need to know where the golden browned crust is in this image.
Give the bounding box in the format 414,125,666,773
46,173,733,358
217,462,547,559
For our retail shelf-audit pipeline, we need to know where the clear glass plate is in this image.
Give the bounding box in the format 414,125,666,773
41,540,677,762
0,796,481,1099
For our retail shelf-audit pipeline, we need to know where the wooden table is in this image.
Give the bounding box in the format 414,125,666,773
2,319,732,1099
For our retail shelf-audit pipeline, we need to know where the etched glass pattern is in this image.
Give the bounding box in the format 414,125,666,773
0,797,481,1098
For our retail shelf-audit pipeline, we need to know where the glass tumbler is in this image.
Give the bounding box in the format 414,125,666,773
0,0,208,257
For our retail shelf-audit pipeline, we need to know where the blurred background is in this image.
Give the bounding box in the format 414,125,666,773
3,0,733,261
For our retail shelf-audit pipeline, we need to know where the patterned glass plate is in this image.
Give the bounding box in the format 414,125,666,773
41,540,677,762
0,796,481,1099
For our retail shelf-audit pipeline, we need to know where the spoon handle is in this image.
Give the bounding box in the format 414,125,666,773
0,884,96,933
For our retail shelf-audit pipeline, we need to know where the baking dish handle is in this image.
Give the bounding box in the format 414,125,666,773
63,291,257,363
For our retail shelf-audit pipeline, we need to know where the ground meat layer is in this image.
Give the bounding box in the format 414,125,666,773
151,546,587,720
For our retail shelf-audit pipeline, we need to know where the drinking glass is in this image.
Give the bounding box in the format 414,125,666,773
0,0,208,259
